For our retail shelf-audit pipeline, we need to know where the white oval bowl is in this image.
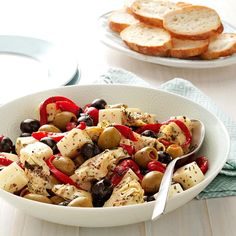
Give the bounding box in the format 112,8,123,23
0,84,230,227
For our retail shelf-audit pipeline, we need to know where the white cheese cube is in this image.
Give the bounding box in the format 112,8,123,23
0,162,29,193
99,108,123,125
168,183,184,199
15,136,38,155
20,142,53,174
0,152,19,163
173,161,205,190
57,128,92,158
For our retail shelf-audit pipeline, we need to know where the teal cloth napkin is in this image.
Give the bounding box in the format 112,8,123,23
95,67,236,199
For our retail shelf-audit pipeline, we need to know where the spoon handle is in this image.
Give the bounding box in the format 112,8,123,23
151,157,180,221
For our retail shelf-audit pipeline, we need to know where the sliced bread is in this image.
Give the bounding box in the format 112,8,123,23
131,0,181,27
170,38,209,58
201,33,236,59
175,2,192,8
120,22,172,56
109,9,139,33
163,6,223,40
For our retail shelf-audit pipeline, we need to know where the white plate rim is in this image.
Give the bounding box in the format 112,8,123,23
0,35,79,86
98,12,236,69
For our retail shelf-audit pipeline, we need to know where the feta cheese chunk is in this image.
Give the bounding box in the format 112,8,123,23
15,136,38,155
57,128,93,158
20,142,53,175
168,183,184,199
173,161,205,190
0,162,29,193
99,108,123,125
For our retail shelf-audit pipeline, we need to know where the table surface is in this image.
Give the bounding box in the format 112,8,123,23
0,0,236,235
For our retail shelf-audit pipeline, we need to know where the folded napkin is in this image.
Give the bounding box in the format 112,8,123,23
95,67,236,199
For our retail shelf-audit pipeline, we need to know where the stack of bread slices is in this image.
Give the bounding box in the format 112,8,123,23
108,0,236,59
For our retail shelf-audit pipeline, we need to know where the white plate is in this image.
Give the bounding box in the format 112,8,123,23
98,12,236,68
0,84,230,227
0,35,79,103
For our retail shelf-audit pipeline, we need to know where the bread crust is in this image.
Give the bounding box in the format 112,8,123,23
131,0,180,27
169,38,209,58
163,5,222,40
201,33,236,59
123,40,172,56
120,23,172,56
109,21,131,33
131,12,163,27
108,10,139,33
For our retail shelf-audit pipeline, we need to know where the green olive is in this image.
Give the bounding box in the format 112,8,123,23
166,144,184,159
52,111,77,131
52,156,76,175
38,124,61,133
68,196,93,207
50,196,65,205
86,127,104,142
141,171,164,194
133,147,158,168
97,127,121,150
23,193,52,204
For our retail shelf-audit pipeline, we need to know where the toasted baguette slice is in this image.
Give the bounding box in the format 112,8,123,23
163,6,222,40
201,33,236,59
175,2,192,8
124,0,135,14
170,38,209,58
109,9,139,33
120,22,172,56
131,0,181,27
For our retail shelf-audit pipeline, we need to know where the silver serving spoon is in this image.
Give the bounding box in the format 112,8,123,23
151,119,205,221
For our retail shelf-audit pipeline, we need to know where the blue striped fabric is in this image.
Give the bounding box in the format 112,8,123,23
95,67,236,199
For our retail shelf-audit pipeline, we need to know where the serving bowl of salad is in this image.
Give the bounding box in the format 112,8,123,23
0,84,229,227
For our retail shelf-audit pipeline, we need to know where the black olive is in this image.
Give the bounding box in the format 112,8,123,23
40,137,58,154
77,114,93,126
91,178,113,207
90,99,107,110
20,133,31,137
20,119,40,134
144,195,155,202
80,143,100,160
58,200,71,206
76,107,84,118
158,151,172,164
93,144,101,156
141,130,157,139
0,137,13,153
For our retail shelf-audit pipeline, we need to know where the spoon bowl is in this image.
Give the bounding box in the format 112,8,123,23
152,119,205,221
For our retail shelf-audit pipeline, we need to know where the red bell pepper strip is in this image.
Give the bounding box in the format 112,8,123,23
66,122,77,131
66,121,87,131
163,119,192,147
158,138,172,147
147,160,166,173
113,125,137,141
76,121,86,130
55,101,80,116
39,96,80,125
135,123,162,134
0,157,13,166
46,155,80,188
196,156,208,174
120,144,135,156
84,107,99,125
111,159,143,186
32,131,65,142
